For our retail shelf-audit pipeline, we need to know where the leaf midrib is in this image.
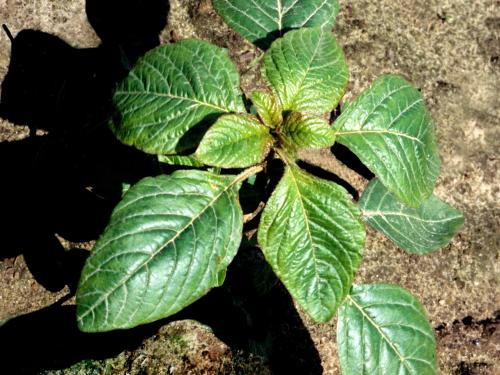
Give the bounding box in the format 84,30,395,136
346,295,413,374
286,166,326,311
362,210,463,224
286,30,325,109
335,130,424,145
114,90,229,113
210,127,270,150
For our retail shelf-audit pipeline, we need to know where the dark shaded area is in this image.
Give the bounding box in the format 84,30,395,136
86,0,169,66
253,28,293,50
0,0,168,291
177,246,323,375
298,159,359,199
0,298,165,374
330,105,375,182
0,1,322,374
0,247,321,375
331,143,374,181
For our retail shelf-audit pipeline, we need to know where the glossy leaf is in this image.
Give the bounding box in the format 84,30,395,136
158,154,203,167
282,112,335,150
77,170,244,332
111,39,245,155
251,90,282,128
333,75,440,207
337,284,437,375
359,179,464,254
258,164,365,322
213,0,339,49
196,114,273,168
263,27,348,115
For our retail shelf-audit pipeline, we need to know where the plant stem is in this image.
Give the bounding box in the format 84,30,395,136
298,149,369,192
275,147,295,166
235,163,265,184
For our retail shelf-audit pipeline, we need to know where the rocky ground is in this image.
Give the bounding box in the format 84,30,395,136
0,0,498,374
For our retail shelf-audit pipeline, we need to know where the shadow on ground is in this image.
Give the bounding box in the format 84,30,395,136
0,1,322,374
0,247,322,375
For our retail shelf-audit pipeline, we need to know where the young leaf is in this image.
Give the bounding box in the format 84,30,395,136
282,112,335,150
196,114,273,168
212,0,339,49
333,75,440,207
258,165,365,322
337,284,437,375
76,170,245,332
263,27,348,115
158,154,204,168
251,90,282,128
359,178,464,254
111,39,245,155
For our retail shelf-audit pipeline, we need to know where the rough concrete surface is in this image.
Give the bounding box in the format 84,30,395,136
0,0,498,374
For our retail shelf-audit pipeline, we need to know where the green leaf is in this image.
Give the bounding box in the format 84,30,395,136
333,75,440,207
212,0,339,49
158,154,204,167
337,284,437,375
258,164,365,322
359,179,464,254
263,27,348,115
111,39,245,155
282,112,335,150
76,170,244,332
196,114,273,168
251,90,282,128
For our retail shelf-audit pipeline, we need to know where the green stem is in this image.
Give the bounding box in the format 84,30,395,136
235,164,265,184
275,147,296,166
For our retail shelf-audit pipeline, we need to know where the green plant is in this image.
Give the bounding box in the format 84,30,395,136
76,1,464,373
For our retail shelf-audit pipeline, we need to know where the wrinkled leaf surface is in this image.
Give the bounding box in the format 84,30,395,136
337,284,437,375
112,40,245,155
334,75,440,207
258,165,364,322
359,179,464,254
196,114,273,168
263,27,348,114
282,112,335,150
213,0,339,49
77,170,243,331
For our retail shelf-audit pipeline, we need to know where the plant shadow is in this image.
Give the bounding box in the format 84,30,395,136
0,247,322,375
0,1,322,374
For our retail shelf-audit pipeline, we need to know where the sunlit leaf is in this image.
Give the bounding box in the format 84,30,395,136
213,0,339,49
263,27,348,114
77,170,244,331
258,164,364,322
334,75,440,207
196,114,273,168
338,284,437,375
111,40,245,155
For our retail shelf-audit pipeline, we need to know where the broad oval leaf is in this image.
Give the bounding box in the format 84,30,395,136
213,0,339,49
196,114,273,168
282,112,335,150
263,27,348,115
251,90,282,128
333,75,441,207
359,178,464,254
111,39,245,155
258,165,365,322
76,170,244,332
337,284,437,375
